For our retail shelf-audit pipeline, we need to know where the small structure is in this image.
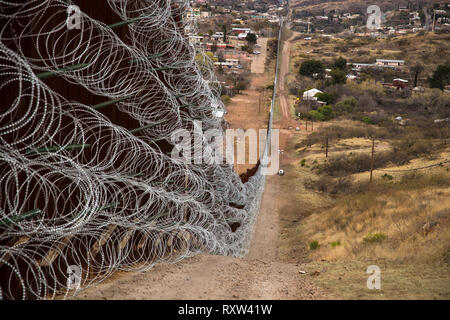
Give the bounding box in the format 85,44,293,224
303,89,323,101
376,59,405,67
393,78,409,89
383,79,409,91
413,86,426,93
231,27,252,35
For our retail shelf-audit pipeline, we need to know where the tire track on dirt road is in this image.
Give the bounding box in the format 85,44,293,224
278,32,300,122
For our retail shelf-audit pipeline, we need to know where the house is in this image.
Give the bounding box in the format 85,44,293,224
435,10,447,15
383,79,409,90
393,78,409,89
349,62,376,69
225,58,240,67
303,89,323,101
231,28,252,35
238,32,250,40
376,59,405,67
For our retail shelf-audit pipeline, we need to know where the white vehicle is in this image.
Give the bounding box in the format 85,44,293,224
253,51,261,55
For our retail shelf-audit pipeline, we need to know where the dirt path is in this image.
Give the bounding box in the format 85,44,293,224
278,32,299,121
76,33,330,301
251,37,268,74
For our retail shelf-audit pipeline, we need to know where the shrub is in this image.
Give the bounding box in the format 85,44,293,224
330,240,341,248
318,105,335,120
393,139,433,158
332,57,347,71
300,159,306,167
300,59,325,78
428,65,450,90
334,97,357,115
363,232,387,243
310,240,320,250
362,116,373,124
306,175,352,195
315,92,335,105
309,105,335,121
316,150,410,176
309,110,325,121
330,68,347,85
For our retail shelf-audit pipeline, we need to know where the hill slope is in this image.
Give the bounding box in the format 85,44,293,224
291,0,444,13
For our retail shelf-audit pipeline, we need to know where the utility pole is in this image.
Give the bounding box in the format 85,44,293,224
325,136,329,158
370,137,375,183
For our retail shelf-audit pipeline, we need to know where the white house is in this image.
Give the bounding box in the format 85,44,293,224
303,89,323,101
376,59,405,67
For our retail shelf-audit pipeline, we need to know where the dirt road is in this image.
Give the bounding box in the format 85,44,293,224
251,37,268,74
77,173,328,300
278,32,299,121
77,34,330,301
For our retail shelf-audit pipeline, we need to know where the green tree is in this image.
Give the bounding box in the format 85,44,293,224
245,33,257,44
330,68,347,85
309,105,335,121
428,65,450,90
309,110,325,121
334,97,357,115
410,63,424,88
315,92,335,105
332,56,347,71
299,60,325,78
222,25,227,43
235,81,248,94
318,105,335,120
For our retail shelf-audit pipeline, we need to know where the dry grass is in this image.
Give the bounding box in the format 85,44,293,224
300,172,450,264
278,116,450,299
300,260,450,300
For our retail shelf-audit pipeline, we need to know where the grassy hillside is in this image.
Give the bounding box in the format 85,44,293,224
291,0,444,13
